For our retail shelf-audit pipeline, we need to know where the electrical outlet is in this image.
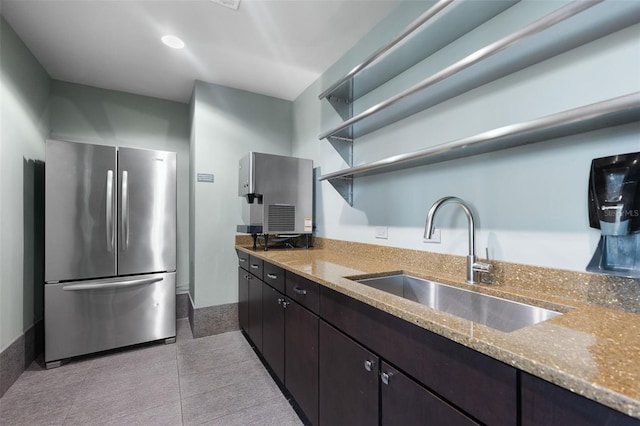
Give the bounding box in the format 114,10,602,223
375,226,388,239
424,228,441,243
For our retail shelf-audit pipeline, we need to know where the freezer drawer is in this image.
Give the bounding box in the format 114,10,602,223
45,272,176,364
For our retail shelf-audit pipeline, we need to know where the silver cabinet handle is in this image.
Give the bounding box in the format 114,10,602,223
239,258,247,263
364,360,376,372
63,277,162,291
246,275,252,280
121,170,129,250
106,170,114,252
250,264,259,269
282,300,290,308
381,371,393,385
293,286,307,295
267,273,278,280
277,298,286,305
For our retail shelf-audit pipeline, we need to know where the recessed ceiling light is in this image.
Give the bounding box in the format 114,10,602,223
161,35,185,49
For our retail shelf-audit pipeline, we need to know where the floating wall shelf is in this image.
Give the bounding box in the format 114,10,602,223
319,92,640,182
318,1,640,142
317,0,640,206
317,0,518,119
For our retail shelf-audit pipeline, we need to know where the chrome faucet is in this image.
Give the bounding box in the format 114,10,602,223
424,196,492,284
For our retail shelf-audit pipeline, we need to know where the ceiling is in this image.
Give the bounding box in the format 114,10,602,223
2,0,398,103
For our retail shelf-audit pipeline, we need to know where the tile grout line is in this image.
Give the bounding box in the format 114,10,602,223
192,395,287,426
61,360,95,426
177,340,186,426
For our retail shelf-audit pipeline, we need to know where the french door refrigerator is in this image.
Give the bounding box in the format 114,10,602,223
44,139,177,368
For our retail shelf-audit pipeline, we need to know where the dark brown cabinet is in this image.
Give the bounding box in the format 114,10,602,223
262,284,285,383
236,252,636,426
285,296,319,426
238,266,249,332
380,362,478,426
244,264,320,426
247,274,263,351
319,320,378,426
521,372,640,426
246,255,265,351
264,261,285,293
237,250,250,333
320,285,516,426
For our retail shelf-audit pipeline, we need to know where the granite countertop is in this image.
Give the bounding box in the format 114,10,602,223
236,242,640,419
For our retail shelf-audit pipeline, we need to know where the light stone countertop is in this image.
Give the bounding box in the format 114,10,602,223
236,241,640,419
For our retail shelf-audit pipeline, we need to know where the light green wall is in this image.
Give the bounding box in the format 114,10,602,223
49,81,191,293
0,16,50,352
293,2,640,272
191,80,292,308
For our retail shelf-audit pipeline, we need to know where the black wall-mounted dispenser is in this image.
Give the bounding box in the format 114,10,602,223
586,151,640,278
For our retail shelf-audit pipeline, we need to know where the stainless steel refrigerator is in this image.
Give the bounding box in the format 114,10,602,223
44,139,177,368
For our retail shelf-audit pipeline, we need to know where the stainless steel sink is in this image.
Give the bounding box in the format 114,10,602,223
352,274,562,332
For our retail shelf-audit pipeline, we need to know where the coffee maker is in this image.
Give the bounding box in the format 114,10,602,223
586,152,640,278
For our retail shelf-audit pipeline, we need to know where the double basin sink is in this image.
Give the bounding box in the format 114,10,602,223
350,273,562,332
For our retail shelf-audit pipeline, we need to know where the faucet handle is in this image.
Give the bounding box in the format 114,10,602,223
473,247,493,283
472,261,492,273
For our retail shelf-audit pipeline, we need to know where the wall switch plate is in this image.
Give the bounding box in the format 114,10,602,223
424,228,441,243
375,226,388,239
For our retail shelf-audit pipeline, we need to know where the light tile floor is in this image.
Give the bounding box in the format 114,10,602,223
0,319,303,426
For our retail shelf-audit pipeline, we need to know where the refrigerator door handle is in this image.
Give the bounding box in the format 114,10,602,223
121,170,129,250
106,170,115,252
62,277,163,291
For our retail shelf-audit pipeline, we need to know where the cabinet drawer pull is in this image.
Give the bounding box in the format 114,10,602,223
381,371,393,385
293,286,307,295
277,298,286,305
239,258,247,262
246,275,252,280
364,360,376,372
267,273,278,280
250,264,259,269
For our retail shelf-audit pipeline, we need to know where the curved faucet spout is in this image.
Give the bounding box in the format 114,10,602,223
424,196,489,284
424,196,475,256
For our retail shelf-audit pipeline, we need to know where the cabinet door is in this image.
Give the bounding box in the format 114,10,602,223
238,266,249,332
381,362,478,426
319,321,378,426
521,372,640,426
320,285,516,426
285,300,319,425
247,275,263,352
262,284,285,383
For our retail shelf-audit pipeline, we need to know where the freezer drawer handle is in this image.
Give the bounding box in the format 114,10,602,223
62,277,163,291
106,170,115,252
121,170,129,250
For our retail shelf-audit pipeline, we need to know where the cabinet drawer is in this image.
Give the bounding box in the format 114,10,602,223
320,286,517,426
248,256,263,280
264,262,285,293
286,272,319,314
237,250,249,270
